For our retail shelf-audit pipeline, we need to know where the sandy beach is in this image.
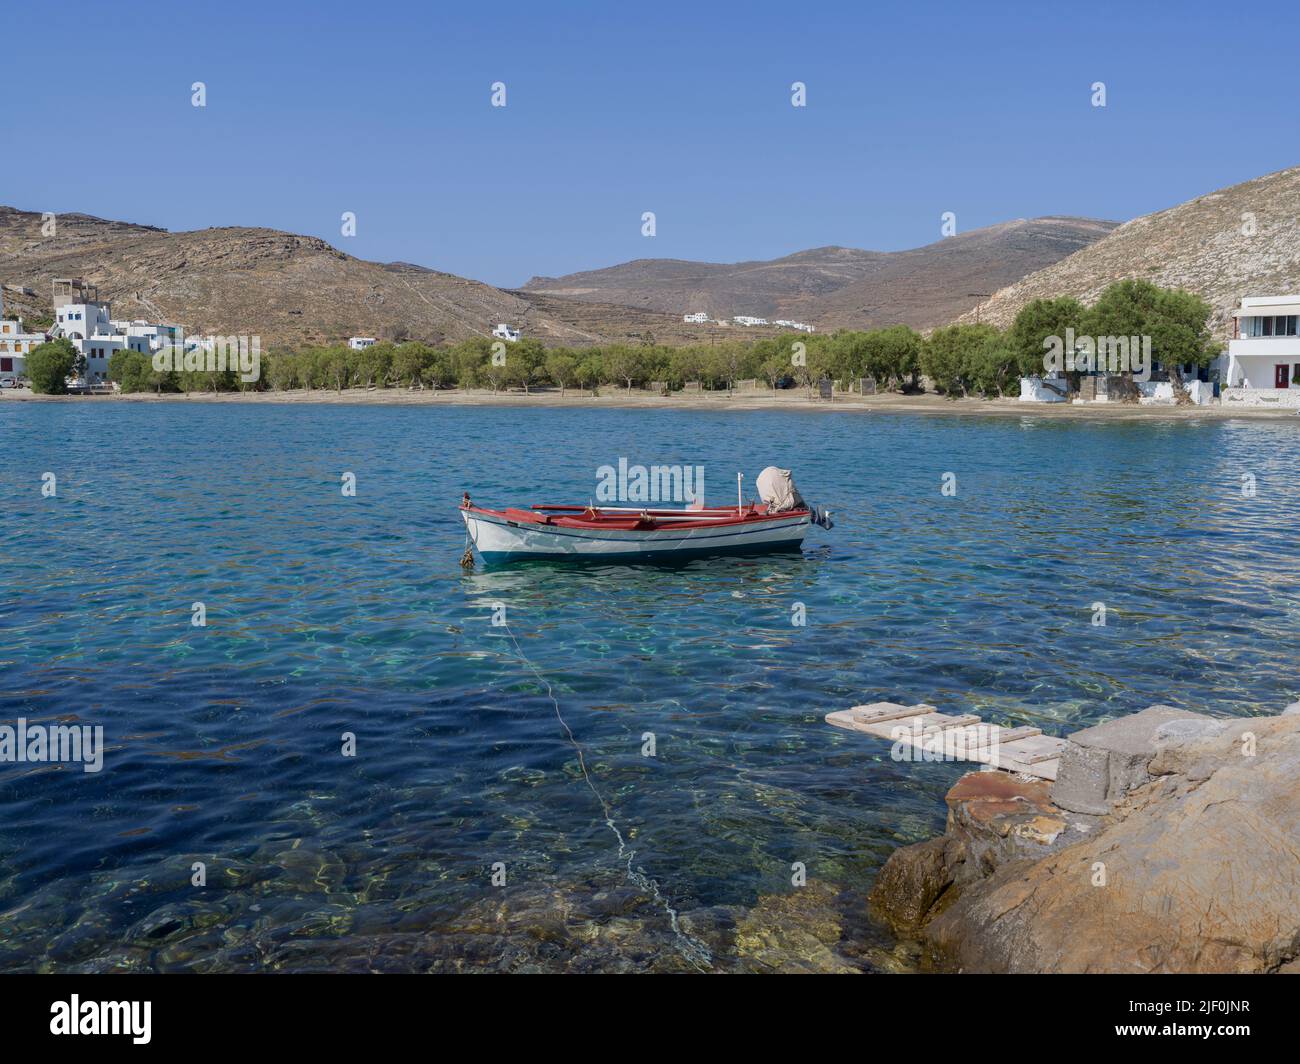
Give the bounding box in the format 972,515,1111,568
5,386,1297,420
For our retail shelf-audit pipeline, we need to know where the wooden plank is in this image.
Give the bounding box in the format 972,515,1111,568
825,703,1064,781
916,714,982,733
830,710,977,738
984,725,1042,744
850,702,932,724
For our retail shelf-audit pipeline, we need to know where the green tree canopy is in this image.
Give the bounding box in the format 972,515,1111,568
921,323,1000,396
25,338,77,394
107,349,152,393
1084,280,1218,370
862,325,923,389
544,349,578,393
1006,297,1087,376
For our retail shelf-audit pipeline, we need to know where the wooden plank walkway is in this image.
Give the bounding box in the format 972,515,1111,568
825,702,1068,781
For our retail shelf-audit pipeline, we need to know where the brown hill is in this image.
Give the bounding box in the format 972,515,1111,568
524,217,1119,331
0,207,729,348
955,167,1300,337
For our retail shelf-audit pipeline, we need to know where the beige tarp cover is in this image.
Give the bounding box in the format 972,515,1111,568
756,466,806,512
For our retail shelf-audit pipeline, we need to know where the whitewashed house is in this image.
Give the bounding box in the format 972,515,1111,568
50,279,178,386
348,336,377,350
683,312,710,323
491,323,520,342
51,280,120,385
0,290,47,381
114,320,182,352
773,319,815,333
733,315,768,327
1222,296,1300,405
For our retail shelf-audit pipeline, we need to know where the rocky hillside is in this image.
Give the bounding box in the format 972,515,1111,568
524,217,1118,331
0,207,727,348
956,167,1300,337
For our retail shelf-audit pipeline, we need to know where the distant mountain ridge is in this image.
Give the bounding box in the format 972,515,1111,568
0,207,727,348
955,167,1300,337
17,181,1291,349
524,217,1120,331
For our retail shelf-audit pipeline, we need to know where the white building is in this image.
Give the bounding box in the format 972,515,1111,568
683,312,710,323
0,290,47,382
773,319,815,333
491,323,520,342
1222,295,1300,405
348,336,377,350
733,315,768,327
113,319,182,353
49,279,174,386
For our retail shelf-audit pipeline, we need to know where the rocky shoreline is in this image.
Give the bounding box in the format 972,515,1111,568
868,705,1300,973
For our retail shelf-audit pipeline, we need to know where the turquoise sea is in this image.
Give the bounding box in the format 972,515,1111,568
2,402,1298,972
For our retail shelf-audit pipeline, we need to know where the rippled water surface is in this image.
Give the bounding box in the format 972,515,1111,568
2,402,1298,972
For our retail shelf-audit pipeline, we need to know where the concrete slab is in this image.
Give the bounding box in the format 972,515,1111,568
1051,705,1210,815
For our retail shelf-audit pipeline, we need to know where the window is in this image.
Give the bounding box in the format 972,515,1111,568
0,358,12,372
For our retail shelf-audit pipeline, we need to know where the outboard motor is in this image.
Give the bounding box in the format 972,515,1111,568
756,467,833,529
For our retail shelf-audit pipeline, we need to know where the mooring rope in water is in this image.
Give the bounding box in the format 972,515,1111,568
497,620,713,971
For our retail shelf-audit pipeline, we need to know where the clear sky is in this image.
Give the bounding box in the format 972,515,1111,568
6,0,1295,288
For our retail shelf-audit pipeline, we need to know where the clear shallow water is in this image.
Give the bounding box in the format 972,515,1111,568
1,402,1298,972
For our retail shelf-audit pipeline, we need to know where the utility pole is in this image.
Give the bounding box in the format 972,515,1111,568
967,293,992,324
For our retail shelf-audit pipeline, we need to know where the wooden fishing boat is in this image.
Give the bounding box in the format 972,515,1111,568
460,496,832,566
459,469,832,564
460,501,816,563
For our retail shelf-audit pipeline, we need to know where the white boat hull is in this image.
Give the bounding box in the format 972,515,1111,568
462,508,810,563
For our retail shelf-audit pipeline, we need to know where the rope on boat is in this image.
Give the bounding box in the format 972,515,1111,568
460,492,476,568
497,620,713,972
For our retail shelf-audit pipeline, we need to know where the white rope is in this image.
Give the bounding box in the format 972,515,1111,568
499,620,713,971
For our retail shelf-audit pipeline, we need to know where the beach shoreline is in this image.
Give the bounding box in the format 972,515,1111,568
4,386,1297,420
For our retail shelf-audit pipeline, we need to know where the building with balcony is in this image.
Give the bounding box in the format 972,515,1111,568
1223,295,1300,405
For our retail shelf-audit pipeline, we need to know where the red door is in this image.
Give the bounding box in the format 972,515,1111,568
1276,364,1290,389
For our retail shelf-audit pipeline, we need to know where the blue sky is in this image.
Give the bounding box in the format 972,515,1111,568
6,0,1295,287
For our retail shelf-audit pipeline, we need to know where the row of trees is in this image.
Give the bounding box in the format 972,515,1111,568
24,279,1217,398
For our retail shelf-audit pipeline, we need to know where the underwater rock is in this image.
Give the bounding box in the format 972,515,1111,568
267,846,348,894
124,899,229,946
733,881,859,973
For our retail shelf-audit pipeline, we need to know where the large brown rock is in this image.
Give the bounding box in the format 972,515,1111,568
869,771,1089,934
875,712,1300,973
